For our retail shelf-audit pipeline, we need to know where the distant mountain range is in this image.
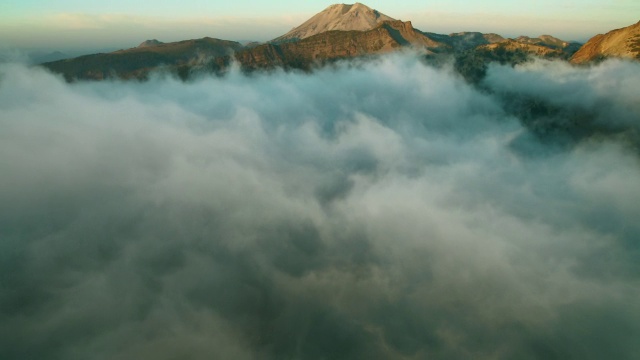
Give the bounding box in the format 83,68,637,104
40,3,639,82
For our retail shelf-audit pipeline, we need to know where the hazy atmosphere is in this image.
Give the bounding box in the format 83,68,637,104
2,0,639,51
1,56,640,358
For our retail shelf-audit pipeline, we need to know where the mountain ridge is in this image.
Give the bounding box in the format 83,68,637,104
40,3,610,81
44,37,242,81
138,39,164,48
570,21,640,64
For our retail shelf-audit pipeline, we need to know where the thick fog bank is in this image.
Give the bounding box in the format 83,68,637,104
1,56,639,359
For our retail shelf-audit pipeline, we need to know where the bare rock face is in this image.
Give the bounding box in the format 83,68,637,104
571,21,640,64
272,3,395,42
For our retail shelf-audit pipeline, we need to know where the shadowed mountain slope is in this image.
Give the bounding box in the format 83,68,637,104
43,37,242,80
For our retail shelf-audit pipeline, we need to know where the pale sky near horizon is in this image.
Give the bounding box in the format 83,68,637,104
1,0,638,51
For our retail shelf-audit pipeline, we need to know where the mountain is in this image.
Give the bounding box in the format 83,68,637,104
571,21,640,64
43,37,242,80
237,20,447,71
514,35,582,54
138,39,164,48
40,3,590,82
516,35,568,49
272,3,395,43
479,39,565,57
424,32,505,52
452,38,581,85
42,6,451,80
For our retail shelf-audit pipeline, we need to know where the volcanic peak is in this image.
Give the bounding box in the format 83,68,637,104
272,3,395,42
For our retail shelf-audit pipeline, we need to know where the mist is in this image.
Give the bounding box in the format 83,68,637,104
1,56,639,359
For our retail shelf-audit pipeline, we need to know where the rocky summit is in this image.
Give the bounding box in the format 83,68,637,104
272,3,395,42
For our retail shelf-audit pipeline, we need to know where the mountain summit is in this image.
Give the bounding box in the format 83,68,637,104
272,3,395,42
138,39,164,48
571,21,640,64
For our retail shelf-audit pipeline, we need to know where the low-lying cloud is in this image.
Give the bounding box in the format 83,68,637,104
1,56,639,359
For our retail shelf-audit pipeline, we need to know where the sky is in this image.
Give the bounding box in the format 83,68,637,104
1,0,639,52
1,54,640,359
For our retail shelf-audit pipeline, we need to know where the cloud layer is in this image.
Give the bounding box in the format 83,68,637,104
1,56,639,359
